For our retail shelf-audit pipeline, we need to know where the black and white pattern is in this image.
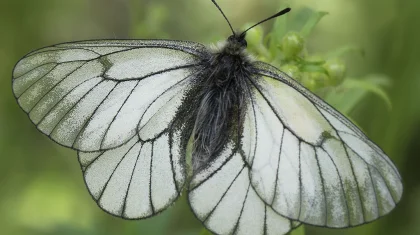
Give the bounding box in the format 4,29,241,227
189,144,301,235
78,130,186,219
240,62,403,228
13,40,203,151
13,37,402,235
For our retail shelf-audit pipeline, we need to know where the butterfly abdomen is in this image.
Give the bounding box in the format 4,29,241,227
191,52,250,172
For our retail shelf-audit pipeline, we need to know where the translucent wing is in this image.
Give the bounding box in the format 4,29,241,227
241,62,403,228
78,117,190,219
12,40,205,151
188,142,300,235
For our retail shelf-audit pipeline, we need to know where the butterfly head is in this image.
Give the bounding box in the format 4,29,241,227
213,3,290,56
224,33,248,54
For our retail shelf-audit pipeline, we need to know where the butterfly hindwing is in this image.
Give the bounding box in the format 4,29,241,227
188,142,300,235
12,40,204,152
78,117,189,219
240,62,403,228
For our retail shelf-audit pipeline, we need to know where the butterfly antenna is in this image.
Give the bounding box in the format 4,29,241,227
211,0,236,36
240,8,291,37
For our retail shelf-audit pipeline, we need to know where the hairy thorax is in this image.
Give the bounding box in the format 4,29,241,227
191,41,253,172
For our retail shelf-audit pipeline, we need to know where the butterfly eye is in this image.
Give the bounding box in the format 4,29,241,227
227,35,247,48
240,38,248,48
227,35,236,42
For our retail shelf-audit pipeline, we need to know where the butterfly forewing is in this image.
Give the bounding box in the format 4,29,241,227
238,62,403,227
12,40,204,152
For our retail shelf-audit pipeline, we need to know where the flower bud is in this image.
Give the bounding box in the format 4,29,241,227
301,71,329,91
324,58,346,85
280,31,305,59
280,64,301,81
244,24,264,47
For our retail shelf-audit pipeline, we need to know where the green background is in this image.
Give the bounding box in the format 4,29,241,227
0,0,418,234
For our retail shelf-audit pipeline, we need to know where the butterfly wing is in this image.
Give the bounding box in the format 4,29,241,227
241,61,403,228
78,114,191,219
188,142,300,235
12,40,205,151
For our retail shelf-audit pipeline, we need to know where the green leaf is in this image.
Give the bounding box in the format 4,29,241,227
324,75,392,115
324,85,365,115
364,74,393,87
290,225,305,235
300,11,329,38
345,77,392,110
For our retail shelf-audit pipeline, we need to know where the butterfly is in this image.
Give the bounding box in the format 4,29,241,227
12,1,402,234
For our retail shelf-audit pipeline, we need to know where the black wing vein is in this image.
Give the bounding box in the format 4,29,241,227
321,147,351,225
49,80,106,136
149,141,155,214
203,166,246,223
100,80,141,149
72,82,118,147
96,140,140,203
121,143,144,218
313,147,328,226
27,62,89,114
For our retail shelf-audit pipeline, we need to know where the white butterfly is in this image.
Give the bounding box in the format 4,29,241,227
12,2,402,235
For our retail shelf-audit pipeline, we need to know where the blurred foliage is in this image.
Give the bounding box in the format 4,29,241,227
292,226,306,235
1,0,419,235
